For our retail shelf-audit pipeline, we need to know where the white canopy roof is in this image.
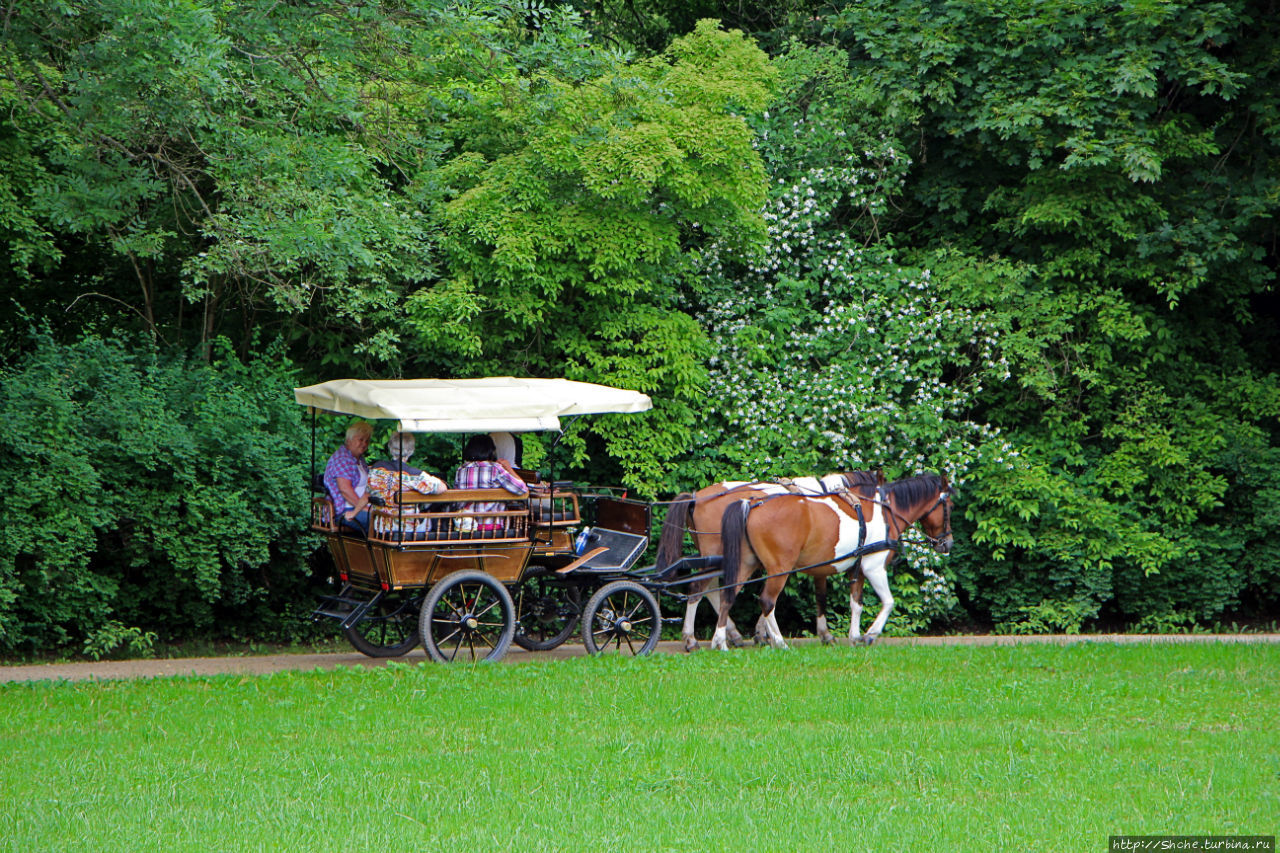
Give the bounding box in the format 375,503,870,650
293,377,652,433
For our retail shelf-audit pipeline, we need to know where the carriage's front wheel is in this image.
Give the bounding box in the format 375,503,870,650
420,571,515,663
343,589,423,658
582,581,661,656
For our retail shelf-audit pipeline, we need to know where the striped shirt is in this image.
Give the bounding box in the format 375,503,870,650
454,461,528,518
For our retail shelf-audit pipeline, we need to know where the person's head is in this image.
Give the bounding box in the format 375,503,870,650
386,431,416,462
344,421,373,457
489,431,522,466
462,434,497,463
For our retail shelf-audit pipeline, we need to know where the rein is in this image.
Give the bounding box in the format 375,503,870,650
867,486,953,551
688,537,903,599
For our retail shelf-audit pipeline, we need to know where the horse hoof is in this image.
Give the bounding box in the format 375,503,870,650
819,632,835,646
683,636,701,653
727,628,746,648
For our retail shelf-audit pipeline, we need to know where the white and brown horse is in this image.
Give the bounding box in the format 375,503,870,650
655,471,884,651
714,474,953,650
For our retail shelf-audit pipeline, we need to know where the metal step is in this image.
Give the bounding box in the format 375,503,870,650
313,585,384,630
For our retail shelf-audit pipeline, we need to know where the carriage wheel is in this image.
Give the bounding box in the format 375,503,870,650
582,581,661,657
343,589,424,658
420,570,515,663
513,570,582,652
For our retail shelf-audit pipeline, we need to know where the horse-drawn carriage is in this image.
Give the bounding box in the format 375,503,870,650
297,377,668,662
298,377,956,663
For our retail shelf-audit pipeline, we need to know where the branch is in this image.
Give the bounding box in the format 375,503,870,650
66,292,170,345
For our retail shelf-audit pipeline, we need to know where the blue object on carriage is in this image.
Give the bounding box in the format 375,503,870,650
574,527,593,555
572,527,649,573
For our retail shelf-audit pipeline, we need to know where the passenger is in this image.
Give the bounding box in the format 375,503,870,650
323,421,372,535
454,434,530,531
368,431,447,496
368,432,446,541
488,431,524,468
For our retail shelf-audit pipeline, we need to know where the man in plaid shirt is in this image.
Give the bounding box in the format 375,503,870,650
324,421,372,533
454,434,530,529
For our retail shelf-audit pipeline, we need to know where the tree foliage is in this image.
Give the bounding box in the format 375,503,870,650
1,0,1278,652
0,331,314,654
413,16,775,489
817,0,1280,629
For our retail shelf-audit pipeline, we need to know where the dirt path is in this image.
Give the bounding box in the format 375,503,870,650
4,633,1279,684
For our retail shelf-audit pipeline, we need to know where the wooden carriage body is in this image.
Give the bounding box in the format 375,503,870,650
311,488,586,589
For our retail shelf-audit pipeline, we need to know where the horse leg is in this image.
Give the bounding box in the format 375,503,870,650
711,574,745,652
681,579,706,652
861,554,895,645
848,568,865,644
705,590,747,647
756,574,790,650
711,591,737,652
711,499,755,651
814,575,835,645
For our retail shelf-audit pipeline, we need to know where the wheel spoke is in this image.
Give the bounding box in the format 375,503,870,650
475,595,501,620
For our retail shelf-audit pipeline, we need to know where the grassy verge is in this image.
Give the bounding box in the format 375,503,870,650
2,643,1277,851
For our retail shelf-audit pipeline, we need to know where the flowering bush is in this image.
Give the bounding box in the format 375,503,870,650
672,45,1024,628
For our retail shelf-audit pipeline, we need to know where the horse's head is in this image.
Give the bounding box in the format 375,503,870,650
919,477,954,555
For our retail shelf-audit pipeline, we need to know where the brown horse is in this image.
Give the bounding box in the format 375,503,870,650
655,471,883,651
714,474,953,650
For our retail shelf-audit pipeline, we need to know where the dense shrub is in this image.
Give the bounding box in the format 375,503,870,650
0,332,319,654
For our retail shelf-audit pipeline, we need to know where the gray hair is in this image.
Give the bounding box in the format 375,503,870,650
345,421,373,441
386,431,416,461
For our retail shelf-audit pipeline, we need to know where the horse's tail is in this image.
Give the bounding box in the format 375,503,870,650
720,499,751,609
654,493,694,573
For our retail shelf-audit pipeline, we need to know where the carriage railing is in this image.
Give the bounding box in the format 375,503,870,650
531,492,580,527
310,495,339,533
369,490,532,545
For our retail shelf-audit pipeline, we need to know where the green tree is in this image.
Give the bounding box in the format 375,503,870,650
0,331,314,654
820,0,1280,629
410,17,777,490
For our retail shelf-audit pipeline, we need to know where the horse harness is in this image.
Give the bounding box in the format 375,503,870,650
740,484,901,578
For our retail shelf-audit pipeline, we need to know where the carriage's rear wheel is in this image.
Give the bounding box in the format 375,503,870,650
513,570,581,651
582,581,661,656
420,570,515,663
343,589,423,658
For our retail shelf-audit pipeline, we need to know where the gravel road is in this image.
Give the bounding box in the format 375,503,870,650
4,633,1278,684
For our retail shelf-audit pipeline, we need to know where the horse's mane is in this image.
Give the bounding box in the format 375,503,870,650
884,473,948,508
840,469,882,488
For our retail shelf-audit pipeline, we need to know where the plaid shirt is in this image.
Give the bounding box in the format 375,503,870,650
323,445,368,514
454,460,528,516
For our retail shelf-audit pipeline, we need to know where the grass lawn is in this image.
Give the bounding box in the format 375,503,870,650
2,643,1277,852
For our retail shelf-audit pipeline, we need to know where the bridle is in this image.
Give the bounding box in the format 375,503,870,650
918,487,953,550
871,485,953,551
